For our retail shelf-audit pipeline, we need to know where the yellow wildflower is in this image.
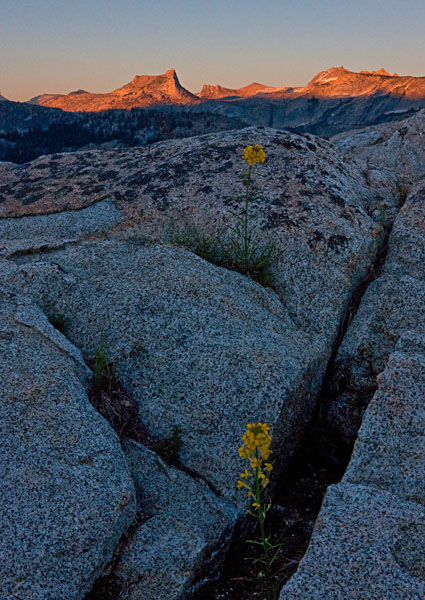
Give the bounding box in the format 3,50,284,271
259,473,270,487
238,447,250,459
237,422,276,572
239,422,272,464
237,422,273,497
251,457,261,470
242,145,266,166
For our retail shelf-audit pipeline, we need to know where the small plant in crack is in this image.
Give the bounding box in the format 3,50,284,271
93,340,116,396
88,342,182,457
170,219,226,266
152,426,183,465
48,312,70,335
237,422,284,600
88,342,142,440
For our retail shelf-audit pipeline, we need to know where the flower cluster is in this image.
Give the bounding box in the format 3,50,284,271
242,144,266,166
237,423,273,508
237,423,279,593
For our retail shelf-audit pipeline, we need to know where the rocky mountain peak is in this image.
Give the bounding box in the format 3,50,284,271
302,66,418,102
29,69,199,112
307,66,400,88
165,67,177,78
128,68,178,88
197,84,239,99
68,89,89,95
123,69,175,90
308,66,350,85
197,81,277,100
360,68,398,77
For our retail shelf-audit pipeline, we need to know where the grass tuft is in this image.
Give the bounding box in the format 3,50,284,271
171,219,276,288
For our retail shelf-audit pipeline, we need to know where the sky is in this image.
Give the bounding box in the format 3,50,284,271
1,0,425,101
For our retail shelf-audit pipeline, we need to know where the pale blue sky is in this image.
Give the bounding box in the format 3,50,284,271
1,0,425,101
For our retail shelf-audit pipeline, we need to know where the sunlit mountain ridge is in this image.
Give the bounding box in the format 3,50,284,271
25,66,425,112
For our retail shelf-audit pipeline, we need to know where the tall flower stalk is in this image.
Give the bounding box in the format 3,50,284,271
170,142,275,287
241,144,266,270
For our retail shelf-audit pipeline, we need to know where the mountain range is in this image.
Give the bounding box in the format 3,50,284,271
22,66,425,113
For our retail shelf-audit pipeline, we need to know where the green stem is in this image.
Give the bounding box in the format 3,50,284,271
254,450,270,570
243,164,252,270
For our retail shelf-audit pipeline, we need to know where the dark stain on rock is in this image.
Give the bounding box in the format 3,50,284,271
298,200,313,213
392,523,425,579
97,170,118,182
150,188,170,210
124,189,137,201
172,163,190,176
59,186,73,194
266,210,297,229
214,160,233,173
271,195,290,207
156,166,174,182
273,138,304,151
327,234,348,252
33,163,51,170
222,196,239,207
296,188,320,200
129,172,154,187
22,193,44,205
328,192,346,208
14,187,42,200
308,231,325,248
296,173,308,185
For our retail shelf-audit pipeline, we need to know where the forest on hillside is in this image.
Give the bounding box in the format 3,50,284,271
0,105,245,163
